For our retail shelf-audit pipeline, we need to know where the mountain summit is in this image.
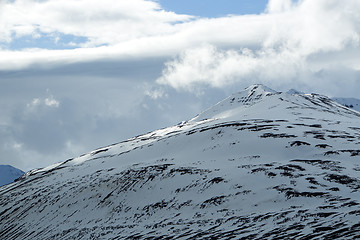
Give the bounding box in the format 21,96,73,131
190,84,277,122
1,85,360,239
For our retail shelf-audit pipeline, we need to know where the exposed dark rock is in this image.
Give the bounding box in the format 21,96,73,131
260,133,297,138
289,141,311,147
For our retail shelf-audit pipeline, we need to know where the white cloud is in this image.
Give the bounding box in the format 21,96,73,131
26,94,60,111
156,44,306,92
0,0,192,46
0,12,272,70
266,0,294,13
264,0,360,54
0,0,272,70
44,97,60,108
157,0,360,92
1,0,359,77
145,88,168,100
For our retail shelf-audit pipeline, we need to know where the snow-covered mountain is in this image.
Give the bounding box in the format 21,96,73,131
332,97,360,112
1,84,360,239
0,165,24,187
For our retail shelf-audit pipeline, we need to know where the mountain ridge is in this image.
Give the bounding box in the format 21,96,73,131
1,84,360,239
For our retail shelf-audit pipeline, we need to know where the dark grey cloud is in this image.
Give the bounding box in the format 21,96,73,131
0,57,167,79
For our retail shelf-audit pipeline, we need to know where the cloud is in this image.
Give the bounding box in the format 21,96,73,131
156,44,306,92
0,0,192,46
0,56,227,171
264,0,360,53
0,13,272,70
0,0,193,69
0,57,205,171
44,97,60,108
157,0,360,93
26,94,60,110
1,0,360,73
0,0,271,70
145,87,168,100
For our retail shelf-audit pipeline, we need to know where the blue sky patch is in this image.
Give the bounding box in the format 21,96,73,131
158,0,268,17
4,32,88,50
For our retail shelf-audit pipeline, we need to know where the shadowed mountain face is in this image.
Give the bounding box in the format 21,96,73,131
0,165,24,187
1,85,360,239
332,97,360,112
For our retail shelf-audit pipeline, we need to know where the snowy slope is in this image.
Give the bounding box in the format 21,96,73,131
0,165,24,187
1,85,360,239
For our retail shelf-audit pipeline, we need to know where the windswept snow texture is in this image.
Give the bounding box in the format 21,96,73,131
1,85,360,239
0,165,24,187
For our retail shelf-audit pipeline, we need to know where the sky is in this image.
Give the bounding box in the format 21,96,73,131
1,0,360,171
158,0,268,17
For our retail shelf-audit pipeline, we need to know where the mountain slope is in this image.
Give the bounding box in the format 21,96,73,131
1,85,360,239
0,165,24,187
332,97,360,112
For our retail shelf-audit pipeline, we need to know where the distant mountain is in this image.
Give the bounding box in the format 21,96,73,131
0,165,24,187
332,97,360,112
286,88,305,95
1,85,360,239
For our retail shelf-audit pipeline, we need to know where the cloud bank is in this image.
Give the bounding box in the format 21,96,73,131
0,0,191,46
2,0,359,93
157,45,306,91
157,0,360,93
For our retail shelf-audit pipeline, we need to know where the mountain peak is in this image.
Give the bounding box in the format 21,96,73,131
2,86,360,239
191,85,360,123
244,84,277,94
190,84,278,122
236,84,277,103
